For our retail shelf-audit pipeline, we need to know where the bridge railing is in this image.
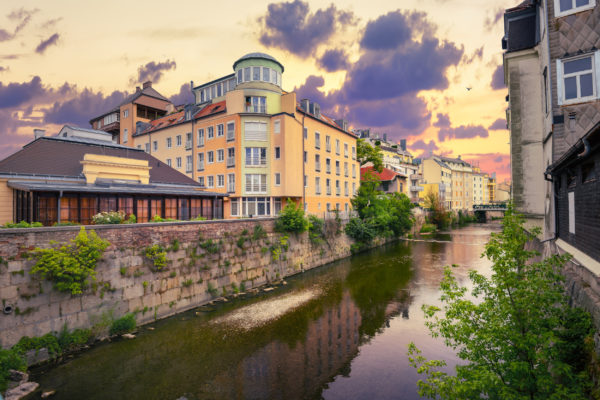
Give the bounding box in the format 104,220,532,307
473,203,507,211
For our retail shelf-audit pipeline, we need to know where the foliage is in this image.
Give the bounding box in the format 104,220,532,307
423,190,452,229
419,223,437,234
206,282,218,296
124,214,137,224
92,210,125,225
109,313,136,336
169,238,180,252
151,215,178,223
308,215,325,245
0,347,26,392
144,244,168,271
252,224,267,241
408,205,593,399
2,221,43,228
200,239,221,254
236,236,247,249
270,235,289,261
53,221,81,226
182,279,193,287
29,227,110,295
456,210,476,226
191,216,206,221
275,200,309,233
345,217,377,244
356,138,383,172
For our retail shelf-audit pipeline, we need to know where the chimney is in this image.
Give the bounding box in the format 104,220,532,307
383,133,388,142
300,99,310,112
400,139,407,151
166,104,175,114
34,129,45,139
143,81,152,89
136,86,141,93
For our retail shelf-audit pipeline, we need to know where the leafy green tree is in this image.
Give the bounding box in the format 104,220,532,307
408,205,593,399
423,189,451,229
275,199,309,233
357,138,383,172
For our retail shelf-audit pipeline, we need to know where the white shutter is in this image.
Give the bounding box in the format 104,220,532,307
245,122,267,141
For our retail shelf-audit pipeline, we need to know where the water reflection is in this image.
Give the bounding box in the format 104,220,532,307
30,224,498,400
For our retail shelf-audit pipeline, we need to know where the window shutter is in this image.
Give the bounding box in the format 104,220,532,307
556,59,564,105
595,50,600,99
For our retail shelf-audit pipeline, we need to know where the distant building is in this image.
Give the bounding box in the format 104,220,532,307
360,166,407,195
0,128,225,225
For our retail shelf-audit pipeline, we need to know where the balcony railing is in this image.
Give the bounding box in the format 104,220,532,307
227,131,235,141
197,163,204,171
227,157,235,167
245,183,267,193
185,141,192,150
411,186,424,192
246,105,266,113
246,157,267,166
227,183,235,193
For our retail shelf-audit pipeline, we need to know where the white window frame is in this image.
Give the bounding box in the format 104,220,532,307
245,174,267,194
553,0,596,17
123,109,129,118
207,151,214,164
176,135,182,147
217,124,224,137
176,157,182,169
227,173,235,193
167,159,172,167
123,128,128,143
556,51,600,105
207,126,214,139
153,141,158,151
274,120,281,134
217,149,225,163
207,176,214,188
226,122,235,141
275,172,281,186
198,176,205,187
197,128,204,147
217,174,225,188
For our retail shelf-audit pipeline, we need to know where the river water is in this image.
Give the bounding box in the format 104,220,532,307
29,224,498,400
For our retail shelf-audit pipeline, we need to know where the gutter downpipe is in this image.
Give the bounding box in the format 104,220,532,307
302,112,306,212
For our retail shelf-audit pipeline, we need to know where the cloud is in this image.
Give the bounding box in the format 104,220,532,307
0,8,39,42
133,60,176,84
258,0,355,56
170,83,194,106
35,33,60,54
0,77,46,108
43,88,128,126
317,49,350,72
462,46,484,64
490,64,505,90
435,113,489,141
488,118,507,130
410,139,439,153
40,17,63,30
484,8,504,31
461,152,511,181
0,66,8,72
360,10,434,51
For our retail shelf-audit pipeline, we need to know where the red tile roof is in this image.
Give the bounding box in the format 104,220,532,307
360,166,405,181
135,101,227,136
194,101,226,118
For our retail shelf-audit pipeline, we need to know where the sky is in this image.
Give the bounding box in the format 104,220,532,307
0,0,514,182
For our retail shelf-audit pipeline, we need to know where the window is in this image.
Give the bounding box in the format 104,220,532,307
352,182,356,195
123,129,128,143
246,147,267,166
103,113,118,126
274,120,281,134
145,143,150,153
217,83,222,97
304,175,307,187
217,149,225,162
167,158,172,167
245,121,267,141
315,132,320,149
315,177,321,194
557,52,599,105
186,155,192,172
176,157,182,169
208,151,214,163
274,147,281,159
253,66,260,81
303,127,308,139
237,70,243,84
336,160,340,175
326,158,331,174
275,173,281,186
352,146,356,160
153,141,158,151
186,132,192,149
227,122,235,141
217,174,225,188
326,178,331,195
344,162,348,177
245,96,266,113
304,151,307,163
227,173,235,193
227,147,235,167
344,181,349,196
198,129,204,147
554,0,595,17
244,67,250,82
176,135,182,147
245,174,267,193
208,126,214,139
344,143,348,157
197,153,204,171
241,197,270,216
274,198,282,215
217,124,224,137
263,67,271,82
336,180,341,195
123,109,129,118
207,176,214,188
231,198,239,216
326,135,331,152
336,139,340,155
198,176,205,187
315,154,321,171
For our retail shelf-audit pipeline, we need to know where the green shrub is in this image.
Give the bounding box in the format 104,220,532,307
169,238,180,252
200,239,220,254
275,200,309,233
308,215,325,245
92,211,125,225
345,217,377,244
252,224,267,240
53,221,80,226
191,216,206,221
29,227,110,295
144,244,167,271
420,223,437,234
236,236,247,249
124,214,137,224
109,313,136,336
169,271,176,278
207,282,218,296
182,279,193,287
2,221,43,228
151,215,179,223
0,348,26,392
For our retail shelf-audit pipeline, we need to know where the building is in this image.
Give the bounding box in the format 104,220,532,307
110,53,360,218
503,0,600,262
472,172,489,205
0,128,225,226
419,156,452,210
90,81,173,145
487,173,497,203
360,166,407,194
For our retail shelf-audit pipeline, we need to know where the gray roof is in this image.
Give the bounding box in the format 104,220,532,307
61,125,113,136
47,135,131,149
233,52,284,72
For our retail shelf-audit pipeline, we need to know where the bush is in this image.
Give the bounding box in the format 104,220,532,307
0,348,26,392
2,221,43,228
345,217,377,244
109,314,136,336
53,221,81,226
308,215,325,245
124,214,137,224
92,211,125,224
275,200,309,233
144,244,167,271
29,227,110,295
420,223,437,234
252,224,267,241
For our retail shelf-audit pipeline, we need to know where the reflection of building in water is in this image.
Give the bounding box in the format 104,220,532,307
211,292,362,399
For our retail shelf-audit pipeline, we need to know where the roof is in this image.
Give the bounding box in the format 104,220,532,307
0,136,200,186
296,105,357,139
233,53,284,72
193,74,235,90
361,166,406,181
7,180,225,197
90,85,172,122
547,121,600,173
61,125,112,137
439,156,472,168
504,0,538,53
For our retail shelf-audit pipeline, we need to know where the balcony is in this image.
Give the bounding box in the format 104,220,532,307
197,163,204,171
245,183,267,193
227,157,235,168
185,141,192,150
411,186,424,192
245,105,266,113
246,157,267,167
227,183,235,193
227,131,235,141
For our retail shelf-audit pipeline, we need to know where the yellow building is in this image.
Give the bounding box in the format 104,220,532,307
419,157,452,210
122,53,359,218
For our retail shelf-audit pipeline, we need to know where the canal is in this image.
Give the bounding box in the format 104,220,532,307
29,223,498,400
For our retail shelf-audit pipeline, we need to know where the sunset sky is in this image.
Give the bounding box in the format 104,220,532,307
0,0,514,181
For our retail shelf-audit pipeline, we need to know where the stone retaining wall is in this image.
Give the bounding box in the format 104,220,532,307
0,218,355,348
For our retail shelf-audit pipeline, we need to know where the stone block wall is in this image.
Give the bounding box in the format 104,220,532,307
0,218,354,348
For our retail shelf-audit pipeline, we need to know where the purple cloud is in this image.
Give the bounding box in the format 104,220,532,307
0,66,8,72
258,0,355,56
0,76,46,108
43,88,127,126
488,118,507,130
35,33,60,54
317,49,349,72
491,65,505,90
134,60,176,84
485,8,504,31
360,11,434,51
170,83,194,106
462,46,484,64
436,113,489,141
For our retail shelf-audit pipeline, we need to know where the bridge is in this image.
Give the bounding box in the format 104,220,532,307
473,203,507,222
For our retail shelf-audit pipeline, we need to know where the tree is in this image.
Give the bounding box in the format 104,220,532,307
357,138,383,172
423,189,451,229
408,205,593,399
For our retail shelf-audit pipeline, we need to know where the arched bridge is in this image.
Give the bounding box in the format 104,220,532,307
473,203,507,222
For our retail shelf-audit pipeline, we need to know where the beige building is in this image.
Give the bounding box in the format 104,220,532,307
419,157,452,210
